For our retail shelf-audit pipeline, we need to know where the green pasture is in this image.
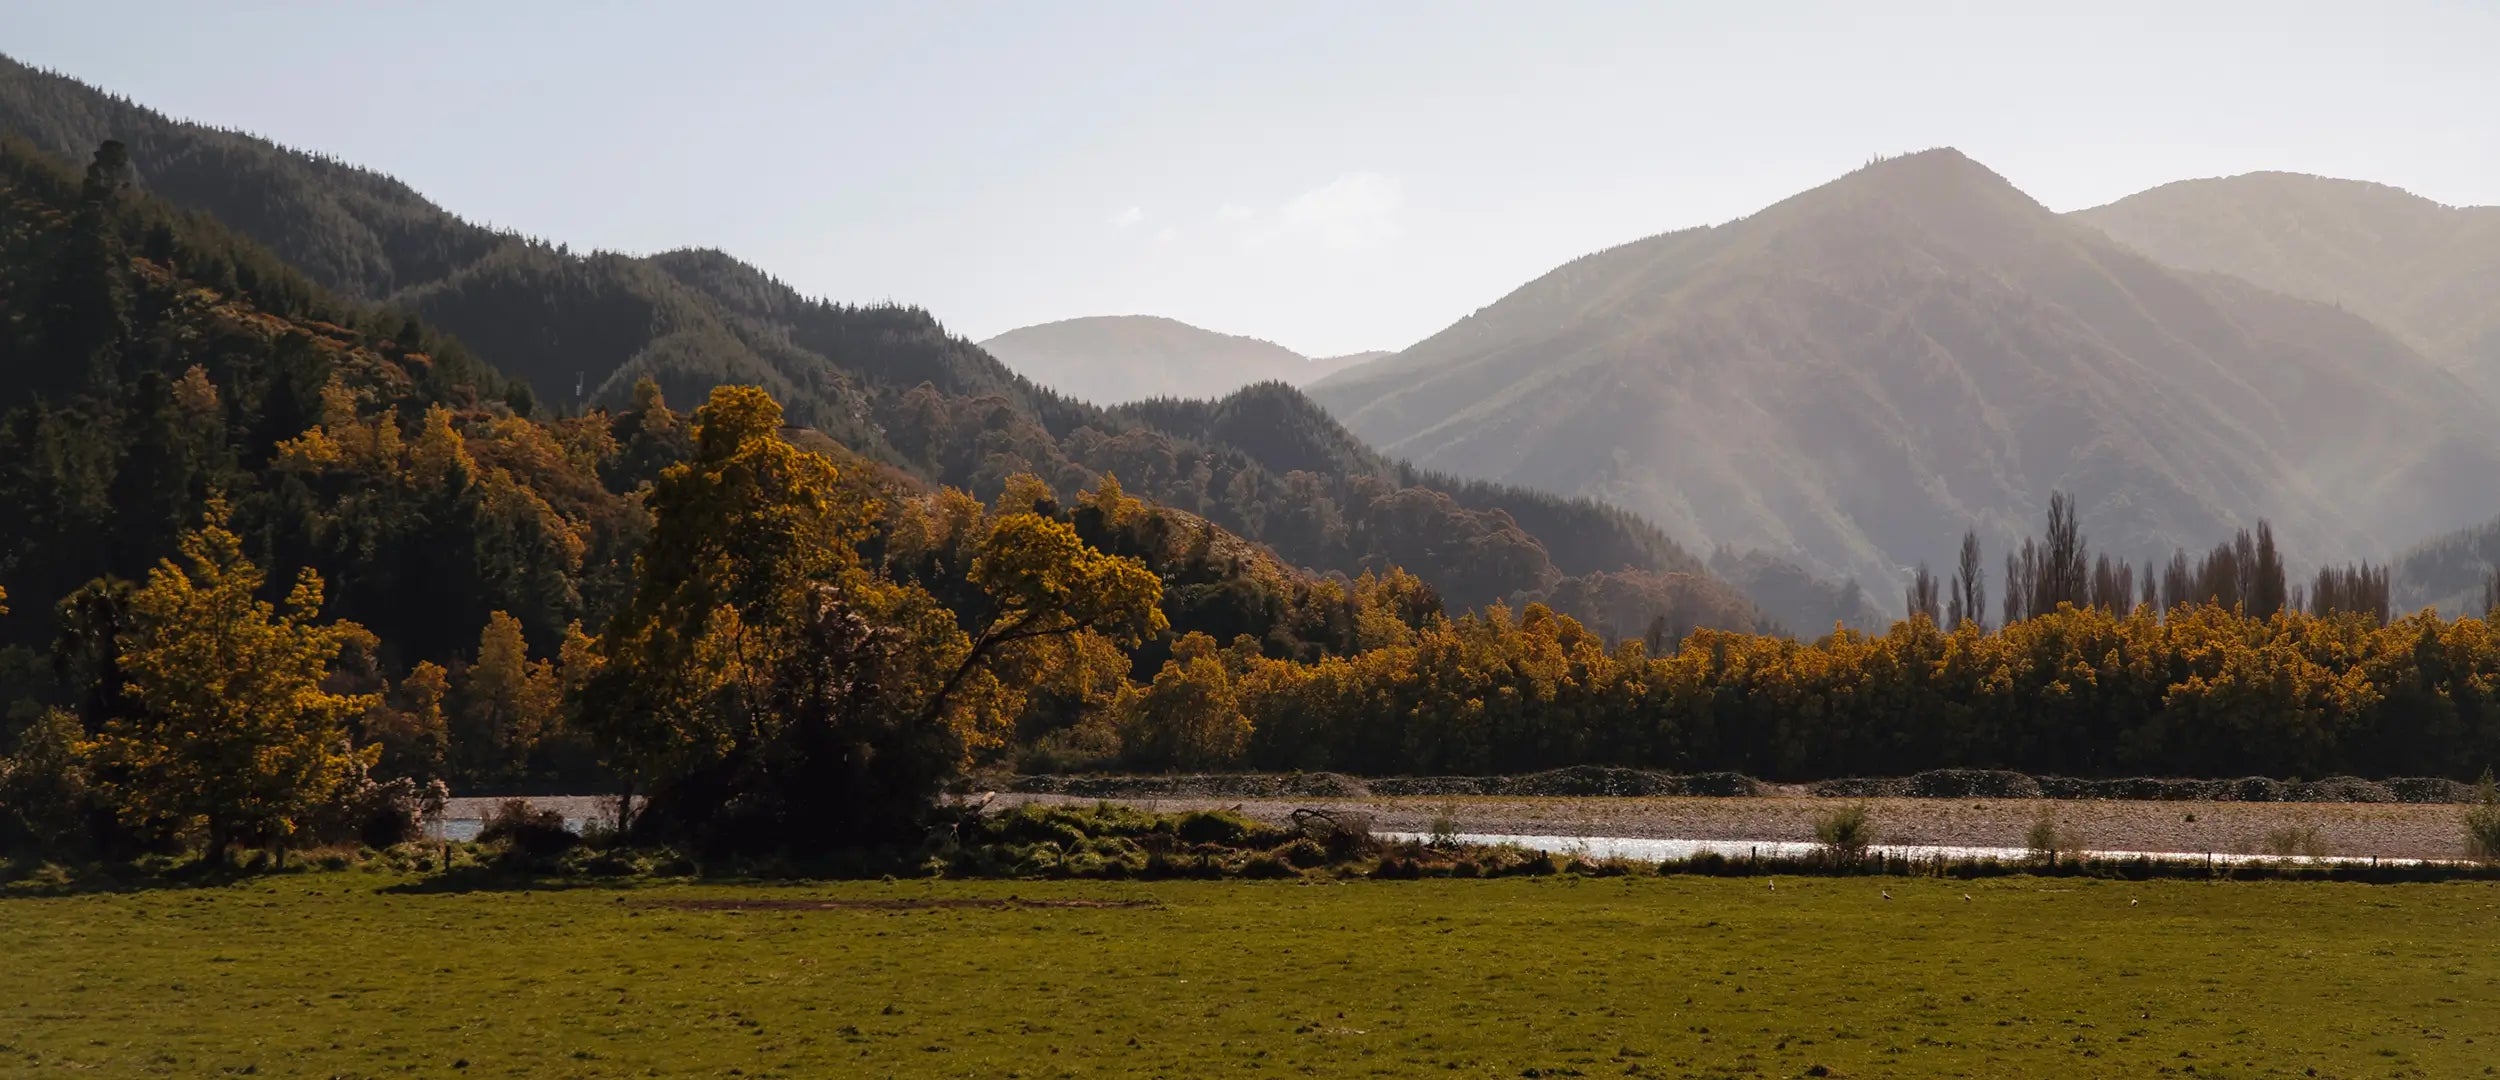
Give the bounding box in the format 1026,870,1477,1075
4,872,2495,1078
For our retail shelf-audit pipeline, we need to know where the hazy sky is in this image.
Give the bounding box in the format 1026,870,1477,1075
8,1,2497,355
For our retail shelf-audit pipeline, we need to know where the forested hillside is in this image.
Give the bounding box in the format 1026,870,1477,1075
2392,514,2500,616
1314,149,2500,609
0,53,1854,635
0,135,1485,794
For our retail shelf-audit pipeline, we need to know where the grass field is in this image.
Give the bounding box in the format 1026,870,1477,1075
5,872,2498,1078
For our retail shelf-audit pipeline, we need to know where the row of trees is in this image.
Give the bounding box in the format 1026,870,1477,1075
1093,601,2500,782
1908,495,2392,629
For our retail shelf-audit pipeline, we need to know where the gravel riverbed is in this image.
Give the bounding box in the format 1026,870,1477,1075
994,792,2482,861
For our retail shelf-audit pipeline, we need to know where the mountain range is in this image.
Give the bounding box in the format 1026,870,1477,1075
2073,172,2500,397
0,54,1883,636
1308,149,2500,607
14,49,2497,628
978,315,1377,404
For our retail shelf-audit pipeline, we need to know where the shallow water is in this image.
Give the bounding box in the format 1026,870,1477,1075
432,817,595,842
1374,831,2442,867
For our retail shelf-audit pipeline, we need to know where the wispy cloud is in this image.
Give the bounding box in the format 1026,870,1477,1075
1214,174,1405,252
1110,205,1144,229
1279,173,1404,250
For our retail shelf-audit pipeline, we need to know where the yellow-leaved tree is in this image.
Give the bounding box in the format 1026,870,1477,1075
1120,631,1251,769
85,501,378,861
457,610,564,779
582,387,1164,849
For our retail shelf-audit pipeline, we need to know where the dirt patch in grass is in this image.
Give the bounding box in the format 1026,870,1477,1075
640,896,1159,912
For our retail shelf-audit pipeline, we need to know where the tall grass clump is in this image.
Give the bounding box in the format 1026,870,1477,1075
1814,803,1875,869
2467,770,2500,863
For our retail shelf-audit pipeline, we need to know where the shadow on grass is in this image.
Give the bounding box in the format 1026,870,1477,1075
0,853,346,897
373,864,661,895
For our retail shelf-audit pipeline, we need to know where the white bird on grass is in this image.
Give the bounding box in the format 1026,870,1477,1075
1962,893,1973,902
1881,889,1893,901
2130,898,2140,907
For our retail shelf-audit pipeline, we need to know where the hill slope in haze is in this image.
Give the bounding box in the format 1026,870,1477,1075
2073,173,2500,392
0,54,1861,635
2392,513,2500,617
1314,149,2500,606
979,315,1370,404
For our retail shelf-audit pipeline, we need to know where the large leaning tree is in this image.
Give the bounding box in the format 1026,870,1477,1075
581,386,1163,850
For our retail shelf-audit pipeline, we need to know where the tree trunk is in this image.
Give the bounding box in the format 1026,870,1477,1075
616,778,636,836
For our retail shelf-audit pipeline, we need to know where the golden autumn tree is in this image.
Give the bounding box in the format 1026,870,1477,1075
363,661,451,780
943,510,1166,720
84,501,377,861
1120,631,1251,769
457,610,563,778
581,384,873,815
582,387,1164,847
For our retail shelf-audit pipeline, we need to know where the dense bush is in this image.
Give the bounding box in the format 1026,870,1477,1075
1814,804,1875,869
2468,775,2500,863
476,799,579,859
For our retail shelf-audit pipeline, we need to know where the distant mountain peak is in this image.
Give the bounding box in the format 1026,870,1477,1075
2074,169,2500,382
1314,153,2500,612
978,315,1355,405
1794,146,2048,224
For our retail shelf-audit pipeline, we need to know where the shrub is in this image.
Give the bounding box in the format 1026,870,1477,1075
1496,849,1559,877
2260,824,2329,859
1289,807,1376,862
1278,838,1329,869
2024,806,2077,865
1426,801,1462,849
1173,810,1255,846
971,802,1165,846
1814,804,1875,869
0,709,97,857
323,775,448,850
477,799,579,858
2466,772,2500,863
1238,852,1296,879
